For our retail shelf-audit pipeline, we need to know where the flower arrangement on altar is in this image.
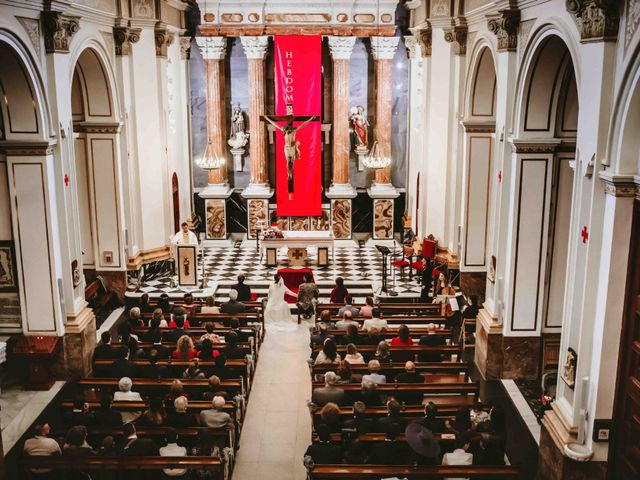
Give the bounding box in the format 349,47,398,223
262,226,285,239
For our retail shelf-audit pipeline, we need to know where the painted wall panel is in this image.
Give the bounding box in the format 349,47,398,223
464,135,491,267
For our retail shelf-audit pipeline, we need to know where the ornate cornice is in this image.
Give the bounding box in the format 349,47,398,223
371,36,400,60
599,172,638,197
180,36,192,60
417,26,432,56
443,25,468,55
75,122,121,134
462,121,496,133
0,141,55,156
566,0,620,42
42,11,80,53
510,139,561,154
154,25,175,58
240,36,269,60
327,36,356,60
113,26,141,56
196,36,226,60
487,8,520,52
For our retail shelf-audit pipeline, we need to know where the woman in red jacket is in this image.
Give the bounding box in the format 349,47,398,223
390,324,413,346
172,335,197,359
330,277,349,304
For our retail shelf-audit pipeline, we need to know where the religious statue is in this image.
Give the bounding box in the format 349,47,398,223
262,113,316,196
562,348,577,389
229,105,248,171
349,105,370,171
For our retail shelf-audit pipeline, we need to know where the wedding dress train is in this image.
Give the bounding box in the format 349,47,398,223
263,278,297,332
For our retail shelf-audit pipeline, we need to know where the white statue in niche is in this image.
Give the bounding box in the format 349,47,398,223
228,104,248,171
350,105,369,171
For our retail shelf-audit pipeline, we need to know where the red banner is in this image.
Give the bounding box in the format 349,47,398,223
274,35,322,217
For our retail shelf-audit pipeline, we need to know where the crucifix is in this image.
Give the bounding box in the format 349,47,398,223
261,104,316,197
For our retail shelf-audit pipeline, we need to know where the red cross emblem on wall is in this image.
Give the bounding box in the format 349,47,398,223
64,174,69,186
581,226,589,244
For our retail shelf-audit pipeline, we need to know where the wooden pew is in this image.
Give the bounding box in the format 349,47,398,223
76,378,245,398
311,345,462,363
23,456,227,479
311,361,469,379
311,403,477,425
309,382,479,404
321,303,445,317
85,278,116,315
325,328,453,340
308,464,519,479
61,400,238,416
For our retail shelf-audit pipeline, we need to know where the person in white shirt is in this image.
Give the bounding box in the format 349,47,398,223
113,377,143,423
470,402,491,428
23,423,61,474
159,428,188,477
362,307,388,332
361,359,386,384
344,343,365,364
441,432,473,480
171,222,199,248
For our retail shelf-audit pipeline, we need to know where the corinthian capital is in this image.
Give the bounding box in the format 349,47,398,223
196,36,226,60
42,11,80,53
240,36,269,60
487,8,520,52
371,36,400,60
113,26,141,56
328,36,356,60
154,25,175,58
566,0,620,42
443,25,467,55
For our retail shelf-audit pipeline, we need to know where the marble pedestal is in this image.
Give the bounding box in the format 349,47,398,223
51,306,97,379
538,408,607,480
242,185,273,240
474,309,541,380
327,184,357,240
368,183,399,241
200,184,233,245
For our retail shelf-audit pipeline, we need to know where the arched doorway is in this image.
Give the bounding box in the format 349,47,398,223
71,47,123,272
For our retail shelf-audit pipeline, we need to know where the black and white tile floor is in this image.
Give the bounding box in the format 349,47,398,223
136,245,422,302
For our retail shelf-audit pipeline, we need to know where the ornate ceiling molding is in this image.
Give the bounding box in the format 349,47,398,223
443,25,467,55
42,11,80,53
566,0,620,42
327,36,357,60
113,26,141,56
154,24,175,58
487,8,520,52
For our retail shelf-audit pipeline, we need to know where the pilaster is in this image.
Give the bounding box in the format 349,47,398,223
41,11,80,54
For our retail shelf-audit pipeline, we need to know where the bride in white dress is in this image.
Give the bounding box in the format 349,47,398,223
264,274,297,331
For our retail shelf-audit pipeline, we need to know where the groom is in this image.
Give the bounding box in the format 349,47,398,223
297,272,319,323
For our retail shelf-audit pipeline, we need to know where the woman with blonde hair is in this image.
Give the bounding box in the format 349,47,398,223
345,343,365,365
374,340,390,362
172,335,197,360
152,308,168,328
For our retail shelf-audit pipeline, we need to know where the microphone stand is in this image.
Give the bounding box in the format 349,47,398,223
389,243,398,296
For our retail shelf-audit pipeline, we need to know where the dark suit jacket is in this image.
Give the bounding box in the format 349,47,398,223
93,408,122,427
305,442,343,464
122,437,158,456
367,440,410,465
418,335,445,362
135,363,168,379
163,328,189,343
220,301,246,314
396,372,424,383
94,343,122,360
224,346,247,360
109,359,135,379
420,416,446,434
63,411,95,427
375,415,408,434
166,411,198,428
231,283,252,302
343,416,374,434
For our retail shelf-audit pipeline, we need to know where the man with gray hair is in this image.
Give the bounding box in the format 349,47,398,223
221,289,246,314
335,310,359,330
167,396,197,428
311,371,345,407
199,396,234,429
362,360,386,384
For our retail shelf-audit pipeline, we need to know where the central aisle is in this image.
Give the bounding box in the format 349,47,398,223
232,320,312,480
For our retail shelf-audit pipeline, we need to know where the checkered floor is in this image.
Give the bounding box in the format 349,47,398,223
136,245,422,301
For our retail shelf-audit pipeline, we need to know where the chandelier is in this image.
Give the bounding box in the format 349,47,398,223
197,140,225,170
362,141,391,169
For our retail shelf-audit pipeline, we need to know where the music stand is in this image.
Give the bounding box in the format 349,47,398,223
375,245,391,294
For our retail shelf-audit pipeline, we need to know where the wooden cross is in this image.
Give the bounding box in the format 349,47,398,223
291,248,306,260
581,226,589,244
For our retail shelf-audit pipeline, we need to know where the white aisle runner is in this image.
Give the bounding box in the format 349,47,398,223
232,318,313,480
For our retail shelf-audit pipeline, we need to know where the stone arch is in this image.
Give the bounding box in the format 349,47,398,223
464,42,497,121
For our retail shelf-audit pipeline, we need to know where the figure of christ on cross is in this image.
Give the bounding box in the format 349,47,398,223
261,105,316,198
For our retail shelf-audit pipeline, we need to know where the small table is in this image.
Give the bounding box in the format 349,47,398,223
261,231,335,267
12,336,60,390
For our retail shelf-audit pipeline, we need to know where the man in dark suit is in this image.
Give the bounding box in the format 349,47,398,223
135,351,168,379
163,315,189,343
64,396,95,426
166,396,198,427
109,348,135,379
93,395,123,427
375,399,408,434
220,290,246,314
121,423,159,455
312,372,345,407
342,401,374,434
206,354,234,380
418,331,445,362
420,402,446,433
231,275,252,302
223,331,247,359
94,332,122,360
146,331,171,360
395,361,425,404
367,423,410,465
304,424,343,464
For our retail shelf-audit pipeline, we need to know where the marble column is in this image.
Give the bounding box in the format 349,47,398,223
240,36,272,196
367,37,400,242
327,36,356,197
195,36,230,192
240,36,272,241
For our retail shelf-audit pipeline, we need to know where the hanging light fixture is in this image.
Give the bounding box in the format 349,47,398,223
362,140,391,169
195,26,224,171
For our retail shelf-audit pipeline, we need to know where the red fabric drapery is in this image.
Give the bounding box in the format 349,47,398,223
278,268,314,303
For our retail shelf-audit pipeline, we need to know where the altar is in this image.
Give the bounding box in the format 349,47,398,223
261,230,334,267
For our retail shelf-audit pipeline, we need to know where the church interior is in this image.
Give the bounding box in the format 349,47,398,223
0,0,638,479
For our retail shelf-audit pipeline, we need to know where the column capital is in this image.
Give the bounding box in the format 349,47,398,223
179,36,192,60
113,26,141,56
42,11,80,53
443,25,468,55
195,36,226,60
240,36,269,60
327,36,356,60
403,35,421,59
487,8,520,52
154,25,175,58
566,0,620,42
370,36,400,60
417,26,432,56
599,172,639,197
